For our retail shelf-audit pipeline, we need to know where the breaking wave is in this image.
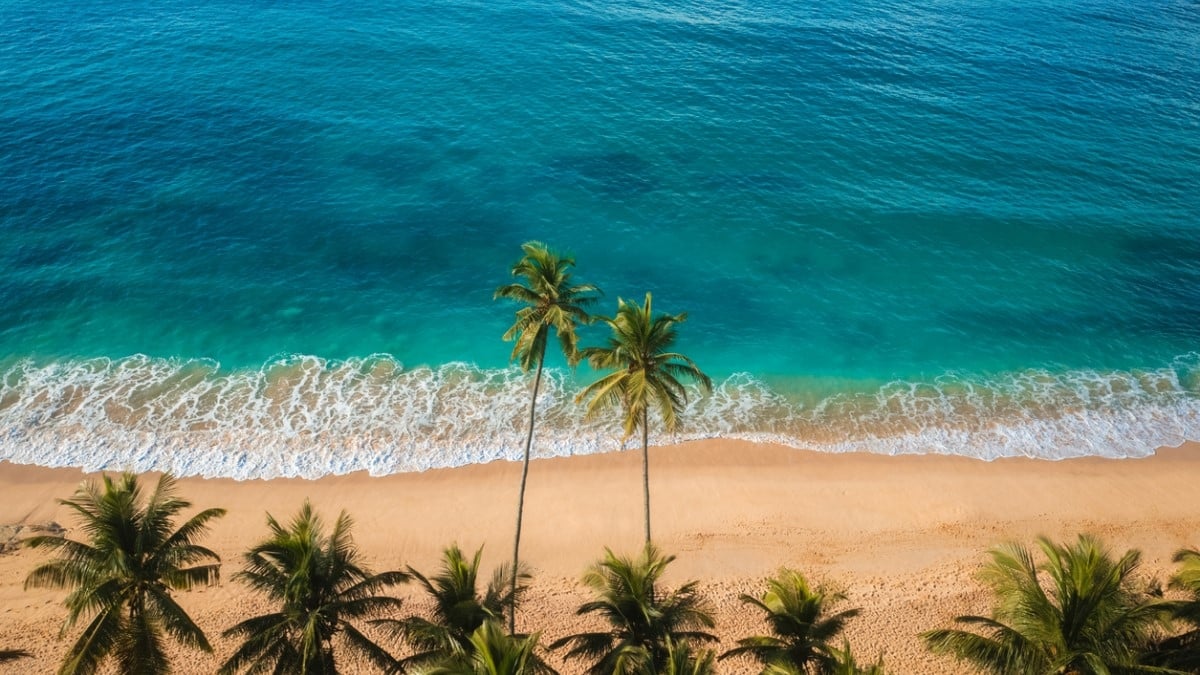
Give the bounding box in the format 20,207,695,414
1,353,1198,479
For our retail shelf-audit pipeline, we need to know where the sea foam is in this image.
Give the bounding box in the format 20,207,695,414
1,353,1197,479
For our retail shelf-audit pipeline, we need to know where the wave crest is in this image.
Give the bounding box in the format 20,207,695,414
1,354,1198,478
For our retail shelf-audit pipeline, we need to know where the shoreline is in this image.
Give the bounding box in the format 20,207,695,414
4,355,1199,479
2,440,1199,673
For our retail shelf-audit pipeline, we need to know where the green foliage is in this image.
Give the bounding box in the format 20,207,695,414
651,639,717,675
721,569,866,675
577,292,712,440
576,292,712,542
219,501,407,675
417,621,555,675
551,544,717,675
494,240,598,371
824,641,885,675
379,544,527,671
496,240,599,634
1146,548,1200,670
24,472,224,675
922,534,1173,674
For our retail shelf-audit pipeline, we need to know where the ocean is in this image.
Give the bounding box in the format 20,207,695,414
1,0,1198,478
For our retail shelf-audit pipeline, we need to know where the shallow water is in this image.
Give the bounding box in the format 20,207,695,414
1,0,1198,476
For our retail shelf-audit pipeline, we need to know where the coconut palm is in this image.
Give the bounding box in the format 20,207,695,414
495,240,598,633
922,534,1172,674
417,621,555,675
24,472,224,675
1147,547,1200,671
219,501,407,675
721,569,862,674
379,544,527,671
576,293,712,543
550,544,717,675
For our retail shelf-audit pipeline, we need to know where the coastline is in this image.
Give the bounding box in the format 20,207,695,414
5,356,1199,480
2,439,1199,673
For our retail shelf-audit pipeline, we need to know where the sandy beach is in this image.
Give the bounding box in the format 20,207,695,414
2,439,1198,673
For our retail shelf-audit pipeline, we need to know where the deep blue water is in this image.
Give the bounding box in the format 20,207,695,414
1,0,1198,477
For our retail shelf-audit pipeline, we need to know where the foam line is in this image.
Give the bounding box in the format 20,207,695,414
1,354,1197,478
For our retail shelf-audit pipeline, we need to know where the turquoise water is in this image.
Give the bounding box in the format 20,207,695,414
1,0,1198,477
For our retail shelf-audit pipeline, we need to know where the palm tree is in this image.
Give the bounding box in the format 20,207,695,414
219,501,407,675
550,544,717,674
495,240,598,633
577,293,712,543
418,621,556,675
922,534,1171,674
1148,547,1200,670
379,544,527,671
24,472,224,675
721,569,863,674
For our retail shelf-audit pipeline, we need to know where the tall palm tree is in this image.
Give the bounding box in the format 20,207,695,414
577,293,712,543
495,240,598,633
922,534,1171,674
24,472,224,675
418,621,556,675
219,501,407,675
379,544,527,671
721,569,862,674
550,544,717,675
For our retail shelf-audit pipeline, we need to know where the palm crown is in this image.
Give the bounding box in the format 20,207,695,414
922,534,1170,674
578,292,711,439
24,472,225,675
721,569,862,674
380,544,527,670
219,501,407,675
418,621,553,675
551,544,717,675
494,240,598,370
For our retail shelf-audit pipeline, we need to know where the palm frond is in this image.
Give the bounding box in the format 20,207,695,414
924,535,1168,674
724,568,862,673
217,625,297,675
396,544,522,664
24,472,221,675
340,622,402,673
222,501,405,675
116,604,170,675
146,585,212,652
556,546,715,674
495,241,598,370
57,602,123,675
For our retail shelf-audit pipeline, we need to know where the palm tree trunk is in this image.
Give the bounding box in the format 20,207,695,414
510,353,544,635
642,406,651,544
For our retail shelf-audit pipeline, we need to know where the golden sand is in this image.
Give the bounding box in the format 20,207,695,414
1,440,1198,673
